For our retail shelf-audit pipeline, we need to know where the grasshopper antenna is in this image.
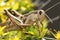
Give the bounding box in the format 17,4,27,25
48,16,60,23
45,1,60,23
45,1,60,12
45,13,53,23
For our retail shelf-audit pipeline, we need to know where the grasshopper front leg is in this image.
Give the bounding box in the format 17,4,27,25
4,9,30,27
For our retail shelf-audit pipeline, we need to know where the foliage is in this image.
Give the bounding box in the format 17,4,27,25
0,17,48,40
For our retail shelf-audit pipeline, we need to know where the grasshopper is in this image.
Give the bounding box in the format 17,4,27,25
0,1,60,32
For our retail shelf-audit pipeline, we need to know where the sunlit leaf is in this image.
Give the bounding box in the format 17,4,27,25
55,31,60,39
0,13,6,22
0,26,6,35
12,2,19,10
39,29,48,38
0,0,2,3
20,6,26,11
14,31,22,40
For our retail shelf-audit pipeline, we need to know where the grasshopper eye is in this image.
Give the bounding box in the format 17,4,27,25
39,11,42,15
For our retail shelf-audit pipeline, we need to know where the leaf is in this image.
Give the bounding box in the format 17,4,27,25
20,6,26,11
12,2,19,10
0,26,6,35
0,16,2,23
0,0,2,3
14,31,22,40
0,13,6,22
39,29,48,38
55,31,60,39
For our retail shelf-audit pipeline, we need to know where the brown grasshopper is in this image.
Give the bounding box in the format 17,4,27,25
2,9,52,32
0,1,60,32
0,9,47,32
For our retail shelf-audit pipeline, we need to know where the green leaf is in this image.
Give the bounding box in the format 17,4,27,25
0,26,6,36
14,31,22,40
